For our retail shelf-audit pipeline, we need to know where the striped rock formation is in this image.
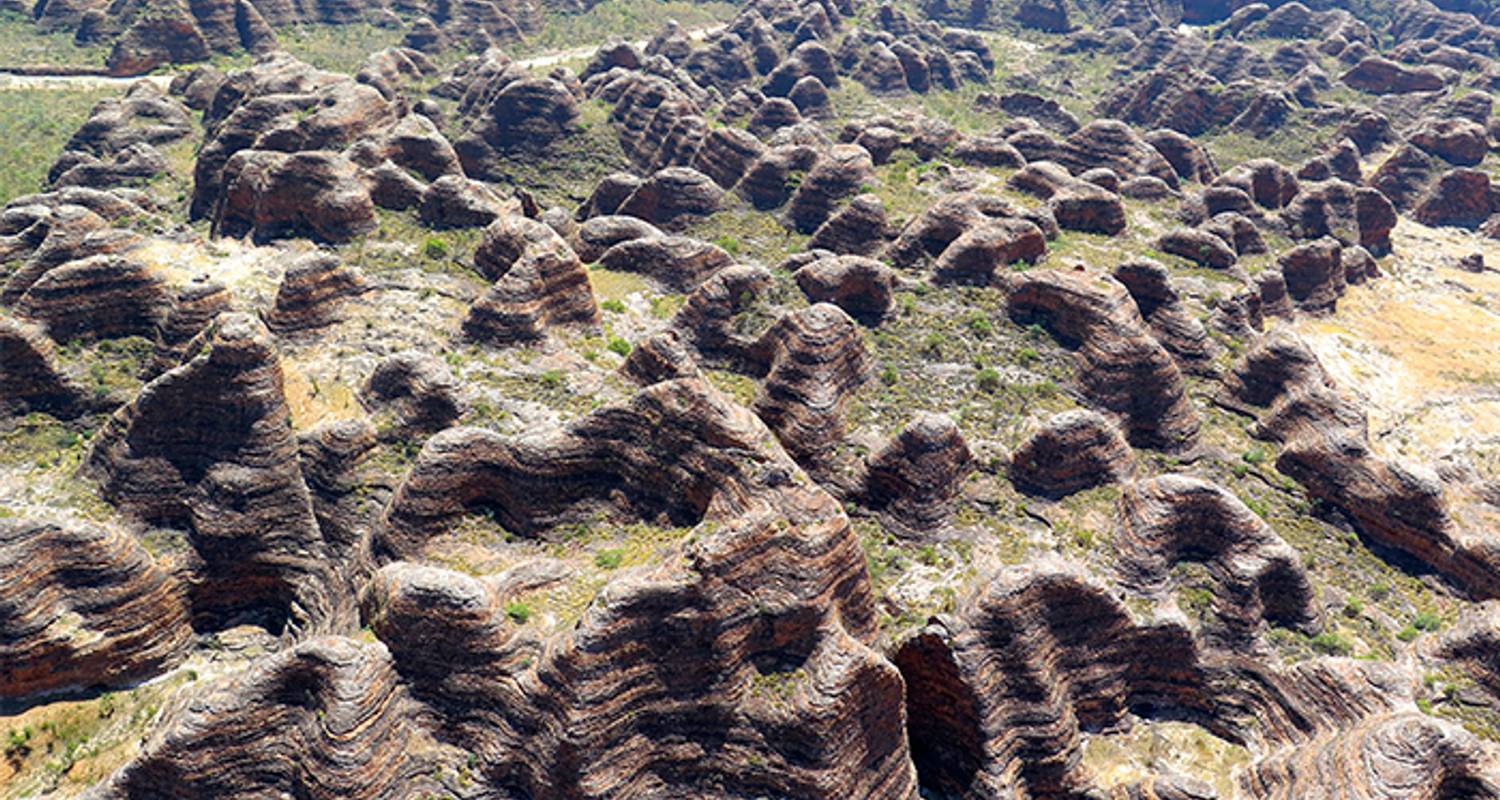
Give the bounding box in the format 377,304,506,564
1239,713,1500,799
1112,259,1218,373
372,376,915,799
150,278,232,377
1005,269,1200,451
0,315,85,418
14,254,168,341
1008,409,1135,498
0,518,192,701
747,303,871,473
266,251,369,333
90,637,454,800
463,214,599,344
895,561,1214,799
1116,475,1317,648
1224,331,1500,601
361,351,465,440
863,413,975,535
85,313,349,635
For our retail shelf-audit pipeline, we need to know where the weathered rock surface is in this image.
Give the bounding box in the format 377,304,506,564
1117,475,1316,647
0,315,85,418
373,376,914,798
749,303,871,471
266,252,368,332
863,413,974,534
85,313,347,634
1113,259,1216,372
464,215,599,344
1009,410,1134,498
1005,269,1199,450
1226,332,1500,601
361,351,465,439
794,254,896,324
0,518,191,700
92,637,452,799
595,234,735,292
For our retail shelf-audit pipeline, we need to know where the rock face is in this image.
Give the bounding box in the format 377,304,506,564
932,219,1048,285
1409,118,1489,167
888,192,1046,270
1225,332,1500,601
895,561,1209,800
92,637,452,799
214,150,378,244
13,254,169,341
1157,227,1237,269
1112,259,1216,372
1277,237,1346,312
1240,713,1500,799
85,313,348,634
0,518,192,700
266,252,368,332
1414,168,1495,229
464,215,600,344
0,315,85,418
1009,162,1128,235
1117,475,1316,647
863,414,974,535
749,303,871,471
1009,410,1134,498
361,351,465,439
373,378,916,798
1005,270,1199,451
595,234,735,292
151,278,232,376
794,254,896,323
1341,56,1448,93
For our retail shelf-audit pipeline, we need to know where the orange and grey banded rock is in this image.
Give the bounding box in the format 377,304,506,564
863,413,974,534
14,253,168,341
748,303,871,471
1226,332,1500,601
1113,259,1217,372
931,219,1048,286
572,214,663,263
1117,475,1316,648
3,209,141,306
1005,269,1199,451
361,350,465,439
373,376,913,799
0,315,85,418
91,637,454,800
794,254,896,324
266,251,369,333
213,150,379,244
895,561,1211,799
887,192,1047,269
150,277,232,377
1008,409,1135,498
618,328,702,386
670,264,777,367
807,193,894,256
85,313,346,635
1440,601,1500,698
298,417,380,556
463,215,599,344
787,144,875,234
1239,713,1500,799
596,234,736,292
0,518,191,701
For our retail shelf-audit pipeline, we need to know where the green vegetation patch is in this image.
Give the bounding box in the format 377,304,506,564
0,86,116,206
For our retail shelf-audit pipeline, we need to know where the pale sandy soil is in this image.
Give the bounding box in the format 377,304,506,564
1290,218,1500,472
